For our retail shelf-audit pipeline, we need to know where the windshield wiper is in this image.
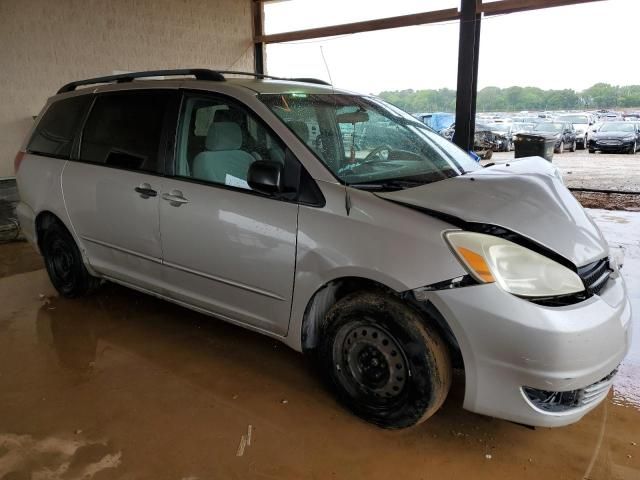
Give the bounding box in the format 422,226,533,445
349,179,429,191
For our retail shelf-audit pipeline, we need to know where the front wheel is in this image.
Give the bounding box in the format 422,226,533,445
318,292,452,429
629,142,637,154
570,140,576,152
556,141,564,154
41,221,101,298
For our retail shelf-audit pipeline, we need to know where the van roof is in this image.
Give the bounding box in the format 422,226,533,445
55,68,347,97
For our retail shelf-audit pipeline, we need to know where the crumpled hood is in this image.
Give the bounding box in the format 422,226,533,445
375,157,608,267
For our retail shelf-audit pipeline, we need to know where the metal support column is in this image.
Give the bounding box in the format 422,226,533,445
453,0,481,152
253,1,265,74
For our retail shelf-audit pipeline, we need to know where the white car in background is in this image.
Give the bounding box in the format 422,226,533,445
557,114,595,150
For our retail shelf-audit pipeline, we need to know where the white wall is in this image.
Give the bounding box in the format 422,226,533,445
0,0,254,178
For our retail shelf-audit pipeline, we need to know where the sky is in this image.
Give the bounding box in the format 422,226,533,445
264,0,638,94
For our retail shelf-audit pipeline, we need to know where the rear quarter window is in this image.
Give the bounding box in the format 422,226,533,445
27,95,93,158
79,90,171,173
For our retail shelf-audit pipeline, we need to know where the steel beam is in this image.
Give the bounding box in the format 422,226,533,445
453,0,481,152
253,1,265,74
254,8,460,44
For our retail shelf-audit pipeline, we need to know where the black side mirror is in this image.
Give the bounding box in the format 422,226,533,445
248,161,283,195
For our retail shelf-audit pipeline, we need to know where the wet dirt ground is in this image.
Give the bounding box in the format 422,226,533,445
0,210,638,480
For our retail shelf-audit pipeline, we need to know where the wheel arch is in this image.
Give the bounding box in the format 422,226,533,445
35,210,66,251
299,276,463,368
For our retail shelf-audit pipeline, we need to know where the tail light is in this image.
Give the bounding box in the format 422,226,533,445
14,151,25,174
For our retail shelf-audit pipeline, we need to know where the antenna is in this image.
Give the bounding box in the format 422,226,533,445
320,46,351,216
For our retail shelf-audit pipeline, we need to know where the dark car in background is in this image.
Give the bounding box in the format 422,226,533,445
588,122,640,154
532,122,577,153
441,122,498,159
488,123,513,151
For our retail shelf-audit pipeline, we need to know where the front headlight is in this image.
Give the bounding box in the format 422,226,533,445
444,231,584,298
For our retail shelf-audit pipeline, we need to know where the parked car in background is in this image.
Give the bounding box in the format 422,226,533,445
415,112,455,133
441,122,498,159
532,122,577,153
511,122,535,141
557,113,594,149
588,121,640,154
488,123,513,151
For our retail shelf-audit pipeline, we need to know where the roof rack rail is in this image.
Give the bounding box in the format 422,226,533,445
213,70,332,86
57,69,332,95
57,69,225,94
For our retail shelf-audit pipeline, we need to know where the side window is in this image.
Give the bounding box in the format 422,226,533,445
80,91,171,172
175,95,287,190
27,95,93,158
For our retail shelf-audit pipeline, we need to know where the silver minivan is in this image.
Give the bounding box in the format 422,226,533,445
15,69,631,429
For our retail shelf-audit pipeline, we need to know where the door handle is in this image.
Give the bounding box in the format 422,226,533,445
162,190,189,206
135,183,157,198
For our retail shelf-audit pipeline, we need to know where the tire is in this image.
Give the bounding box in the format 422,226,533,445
570,140,576,152
318,291,452,429
556,141,564,154
41,221,101,298
582,135,588,150
628,142,636,154
589,149,596,154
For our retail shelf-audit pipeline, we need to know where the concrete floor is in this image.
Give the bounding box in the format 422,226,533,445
0,210,638,480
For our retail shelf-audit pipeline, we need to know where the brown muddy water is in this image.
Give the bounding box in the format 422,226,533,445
0,213,639,479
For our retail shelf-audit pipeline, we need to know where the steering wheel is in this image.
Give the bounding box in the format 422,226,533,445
363,145,392,163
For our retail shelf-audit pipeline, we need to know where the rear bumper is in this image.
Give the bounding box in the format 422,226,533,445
428,271,631,427
15,201,38,251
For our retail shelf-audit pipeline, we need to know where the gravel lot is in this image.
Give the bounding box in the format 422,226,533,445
491,150,640,192
490,150,640,210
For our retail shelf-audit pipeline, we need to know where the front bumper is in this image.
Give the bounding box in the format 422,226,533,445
591,139,634,152
427,270,631,427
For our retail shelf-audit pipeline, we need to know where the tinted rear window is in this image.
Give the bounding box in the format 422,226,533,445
27,95,93,158
80,91,171,172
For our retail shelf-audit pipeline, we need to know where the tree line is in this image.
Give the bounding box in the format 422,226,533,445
378,83,640,113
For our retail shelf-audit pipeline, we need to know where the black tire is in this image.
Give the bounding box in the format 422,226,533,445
570,140,576,152
318,291,452,429
41,221,101,298
628,142,636,154
556,141,564,154
589,149,596,154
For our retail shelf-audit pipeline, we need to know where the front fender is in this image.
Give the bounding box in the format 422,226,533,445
283,181,465,351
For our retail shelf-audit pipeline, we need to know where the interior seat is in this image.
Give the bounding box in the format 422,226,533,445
192,122,255,186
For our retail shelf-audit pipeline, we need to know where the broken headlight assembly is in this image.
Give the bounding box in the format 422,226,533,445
444,231,584,298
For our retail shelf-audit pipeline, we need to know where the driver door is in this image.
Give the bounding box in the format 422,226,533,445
158,92,299,335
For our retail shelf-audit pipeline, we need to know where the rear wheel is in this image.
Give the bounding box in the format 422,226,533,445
41,221,101,298
318,292,452,429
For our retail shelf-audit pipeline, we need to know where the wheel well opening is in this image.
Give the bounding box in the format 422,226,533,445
301,277,463,369
35,211,62,251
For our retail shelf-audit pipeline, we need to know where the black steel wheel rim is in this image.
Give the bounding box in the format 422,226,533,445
45,236,75,290
333,320,409,403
